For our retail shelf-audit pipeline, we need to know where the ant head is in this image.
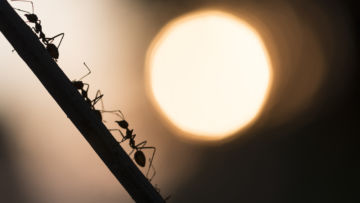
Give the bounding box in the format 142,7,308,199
134,151,146,167
25,14,38,23
116,120,128,129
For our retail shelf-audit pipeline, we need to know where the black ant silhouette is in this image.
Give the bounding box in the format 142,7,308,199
11,1,39,29
72,62,91,99
72,62,103,120
106,111,156,181
11,0,65,61
89,90,104,121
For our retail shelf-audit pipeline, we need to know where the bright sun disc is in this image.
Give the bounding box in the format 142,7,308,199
146,10,272,140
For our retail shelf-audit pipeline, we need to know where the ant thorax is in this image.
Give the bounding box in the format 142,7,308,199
81,90,88,99
34,23,42,33
129,139,135,147
39,32,45,41
126,129,133,138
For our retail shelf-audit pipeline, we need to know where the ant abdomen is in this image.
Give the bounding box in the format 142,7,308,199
134,151,146,167
46,44,59,59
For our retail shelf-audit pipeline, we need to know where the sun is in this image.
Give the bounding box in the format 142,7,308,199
145,10,272,140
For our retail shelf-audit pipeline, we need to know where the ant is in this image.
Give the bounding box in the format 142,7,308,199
11,0,65,61
106,111,157,181
72,62,91,100
11,1,40,32
72,62,104,120
89,90,104,121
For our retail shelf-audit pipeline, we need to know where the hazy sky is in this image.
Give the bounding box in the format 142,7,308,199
1,0,359,202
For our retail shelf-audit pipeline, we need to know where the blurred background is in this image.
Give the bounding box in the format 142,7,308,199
0,0,359,202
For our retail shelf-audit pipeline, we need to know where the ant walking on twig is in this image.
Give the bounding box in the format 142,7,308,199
11,1,41,34
72,62,104,120
89,90,104,121
72,62,91,100
105,111,157,181
11,0,65,61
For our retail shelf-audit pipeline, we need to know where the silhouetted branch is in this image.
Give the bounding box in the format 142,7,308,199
0,0,164,202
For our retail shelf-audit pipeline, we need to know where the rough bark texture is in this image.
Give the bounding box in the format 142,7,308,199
0,0,164,202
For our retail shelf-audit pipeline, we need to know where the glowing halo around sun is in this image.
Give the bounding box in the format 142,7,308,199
145,10,272,140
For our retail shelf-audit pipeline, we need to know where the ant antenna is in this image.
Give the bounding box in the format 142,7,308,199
11,0,34,13
79,62,91,80
46,33,65,48
13,7,31,14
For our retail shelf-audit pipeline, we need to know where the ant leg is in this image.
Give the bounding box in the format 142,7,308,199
129,148,135,156
138,145,156,180
98,97,124,119
92,91,104,107
135,141,147,148
135,141,156,179
79,62,91,80
78,83,89,100
11,0,34,14
101,110,125,120
56,33,64,48
92,95,111,122
83,83,90,93
12,7,31,14
46,33,65,48
91,90,103,107
80,83,90,98
99,92,105,111
148,163,156,182
95,90,103,100
109,129,126,140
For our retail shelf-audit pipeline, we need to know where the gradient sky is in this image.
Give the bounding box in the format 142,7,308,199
0,0,359,202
